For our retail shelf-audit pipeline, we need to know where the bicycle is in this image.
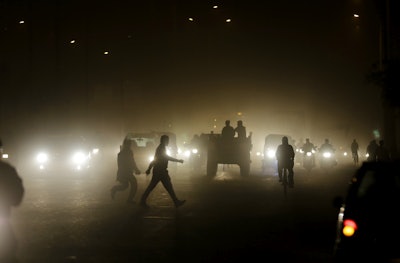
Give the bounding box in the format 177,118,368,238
352,151,359,165
279,166,294,199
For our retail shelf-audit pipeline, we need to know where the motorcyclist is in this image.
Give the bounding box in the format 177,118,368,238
319,138,335,153
319,138,336,167
301,138,316,167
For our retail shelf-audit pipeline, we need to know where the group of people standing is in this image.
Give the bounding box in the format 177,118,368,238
110,134,186,208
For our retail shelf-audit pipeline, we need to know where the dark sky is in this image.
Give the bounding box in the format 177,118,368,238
0,0,392,148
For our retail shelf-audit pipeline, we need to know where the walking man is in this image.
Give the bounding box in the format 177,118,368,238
110,138,141,204
140,135,186,208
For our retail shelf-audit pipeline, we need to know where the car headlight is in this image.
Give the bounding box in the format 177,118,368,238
267,149,275,159
184,150,191,158
36,152,49,164
72,151,88,164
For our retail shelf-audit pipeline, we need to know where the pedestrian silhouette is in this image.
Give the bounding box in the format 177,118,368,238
375,139,390,161
221,120,235,140
366,139,378,161
234,120,247,140
110,138,141,204
140,135,185,208
276,136,295,187
351,139,359,165
0,139,24,263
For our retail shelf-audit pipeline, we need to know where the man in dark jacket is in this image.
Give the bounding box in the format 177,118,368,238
110,138,141,204
0,139,24,263
276,136,295,187
140,135,185,208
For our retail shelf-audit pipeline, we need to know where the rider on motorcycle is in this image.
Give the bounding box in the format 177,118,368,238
301,138,316,167
320,138,335,153
319,138,337,167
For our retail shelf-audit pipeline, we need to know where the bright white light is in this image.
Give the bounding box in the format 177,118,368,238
73,152,87,164
37,153,49,163
19,20,25,24
192,148,198,154
213,5,218,9
343,152,348,156
256,152,261,156
184,150,191,158
166,149,172,156
188,18,194,22
2,154,8,159
104,51,109,55
323,152,332,158
148,156,154,162
306,152,312,157
92,148,99,154
267,149,275,159
70,40,76,44
353,14,359,18
226,18,232,23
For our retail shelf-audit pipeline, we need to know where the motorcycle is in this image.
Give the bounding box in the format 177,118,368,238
319,149,337,169
302,149,316,172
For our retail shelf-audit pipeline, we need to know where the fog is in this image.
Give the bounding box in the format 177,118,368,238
0,0,384,155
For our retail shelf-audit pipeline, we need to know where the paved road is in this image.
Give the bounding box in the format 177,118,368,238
11,161,357,263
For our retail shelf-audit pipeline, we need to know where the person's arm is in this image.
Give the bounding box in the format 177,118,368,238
132,158,141,174
145,160,155,175
166,155,184,163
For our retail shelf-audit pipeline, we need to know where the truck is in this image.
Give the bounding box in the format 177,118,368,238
206,133,252,177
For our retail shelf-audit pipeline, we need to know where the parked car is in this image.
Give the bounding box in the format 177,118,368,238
333,160,400,262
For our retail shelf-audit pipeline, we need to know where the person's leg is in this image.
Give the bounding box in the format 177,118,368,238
140,174,160,206
127,176,137,203
111,181,129,199
288,167,294,186
160,174,178,202
277,163,283,182
160,173,185,207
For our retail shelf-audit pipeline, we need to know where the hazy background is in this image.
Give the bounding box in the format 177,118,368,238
0,0,386,152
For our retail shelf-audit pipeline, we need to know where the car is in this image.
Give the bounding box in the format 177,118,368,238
29,134,99,173
333,160,400,262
